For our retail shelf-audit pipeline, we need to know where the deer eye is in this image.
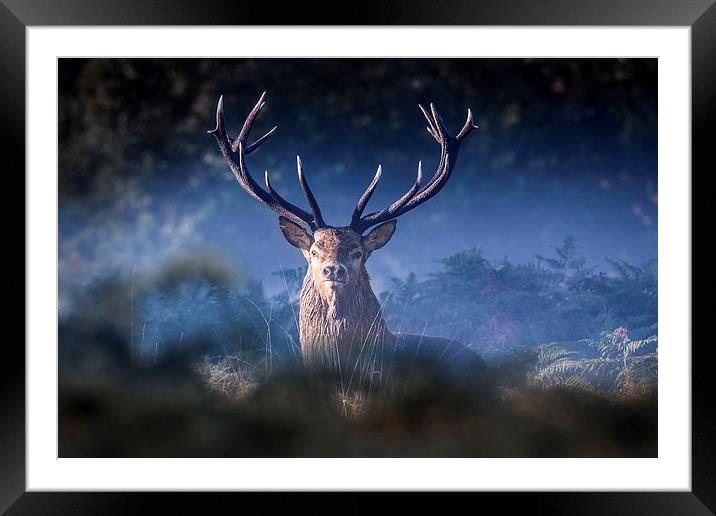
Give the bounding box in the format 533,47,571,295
352,251,362,260
311,250,318,258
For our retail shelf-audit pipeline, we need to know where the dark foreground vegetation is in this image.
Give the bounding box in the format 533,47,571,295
60,362,655,458
59,238,657,457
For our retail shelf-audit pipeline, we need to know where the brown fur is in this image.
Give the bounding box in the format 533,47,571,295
284,223,485,380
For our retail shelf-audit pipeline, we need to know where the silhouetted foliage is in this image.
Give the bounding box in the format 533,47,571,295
381,236,657,353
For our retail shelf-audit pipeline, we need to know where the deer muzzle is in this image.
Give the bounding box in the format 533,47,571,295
322,263,348,287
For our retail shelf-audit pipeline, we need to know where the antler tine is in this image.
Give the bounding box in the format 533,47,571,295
208,93,326,231
351,165,382,227
296,156,326,229
429,103,448,140
235,91,266,148
236,142,315,227
350,103,476,234
230,92,279,154
456,108,479,141
263,169,319,228
418,104,439,142
387,161,423,213
207,94,228,138
245,124,278,154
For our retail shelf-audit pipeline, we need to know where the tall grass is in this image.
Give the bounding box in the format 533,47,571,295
58,239,658,456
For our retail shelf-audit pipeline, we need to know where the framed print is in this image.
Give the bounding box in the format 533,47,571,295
5,0,712,513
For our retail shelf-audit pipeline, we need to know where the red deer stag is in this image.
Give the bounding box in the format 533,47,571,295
208,92,486,382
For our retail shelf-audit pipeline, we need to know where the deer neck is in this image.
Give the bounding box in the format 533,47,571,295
298,270,391,366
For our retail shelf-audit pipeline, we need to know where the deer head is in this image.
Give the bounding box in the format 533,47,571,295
278,219,396,305
208,92,476,359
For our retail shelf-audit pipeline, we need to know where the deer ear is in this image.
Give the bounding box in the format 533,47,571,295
279,216,313,251
363,220,397,252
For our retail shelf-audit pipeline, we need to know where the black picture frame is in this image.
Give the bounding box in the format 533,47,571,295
3,0,710,513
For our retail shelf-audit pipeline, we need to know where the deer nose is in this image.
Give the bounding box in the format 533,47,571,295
322,264,346,281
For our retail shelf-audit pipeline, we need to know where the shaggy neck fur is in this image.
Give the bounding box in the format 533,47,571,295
299,268,392,369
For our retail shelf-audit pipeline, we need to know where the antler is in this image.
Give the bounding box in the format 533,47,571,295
208,92,326,231
350,103,477,234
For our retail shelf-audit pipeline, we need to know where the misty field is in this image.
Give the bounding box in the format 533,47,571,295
59,236,657,457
